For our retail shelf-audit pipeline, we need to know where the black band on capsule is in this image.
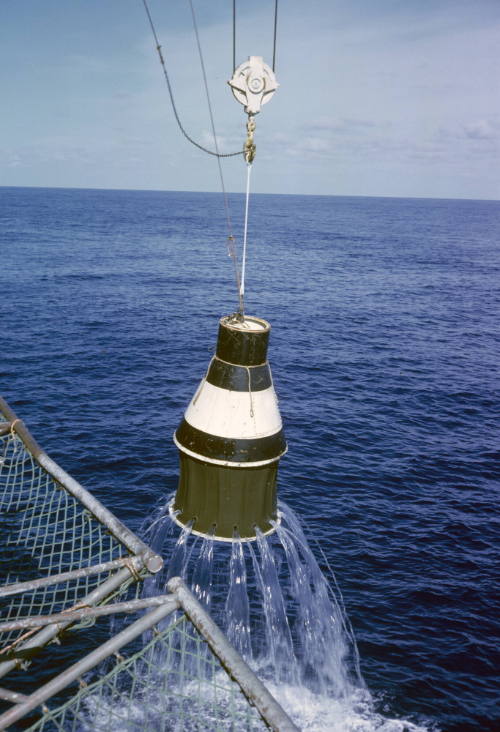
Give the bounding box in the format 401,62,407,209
175,418,286,464
216,317,270,366
206,358,272,392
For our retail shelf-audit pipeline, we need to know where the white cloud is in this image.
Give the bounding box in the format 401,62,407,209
1,0,499,198
307,117,379,135
463,120,499,141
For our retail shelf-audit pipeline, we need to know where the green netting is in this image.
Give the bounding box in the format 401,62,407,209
26,614,268,732
0,429,134,649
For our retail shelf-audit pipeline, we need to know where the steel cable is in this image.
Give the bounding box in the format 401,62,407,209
187,0,244,312
141,0,243,159
272,0,279,71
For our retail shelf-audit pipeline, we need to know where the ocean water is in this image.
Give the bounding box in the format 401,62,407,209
0,186,499,731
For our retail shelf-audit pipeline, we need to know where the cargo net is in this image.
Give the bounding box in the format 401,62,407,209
26,614,268,732
0,428,132,651
0,404,290,731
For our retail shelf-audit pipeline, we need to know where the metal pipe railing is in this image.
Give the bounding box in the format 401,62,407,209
0,687,28,704
1,399,298,730
0,556,143,600
0,396,163,575
0,566,135,681
0,596,180,730
0,593,180,632
0,579,299,732
168,578,299,732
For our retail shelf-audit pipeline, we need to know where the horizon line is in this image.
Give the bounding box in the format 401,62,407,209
1,184,499,204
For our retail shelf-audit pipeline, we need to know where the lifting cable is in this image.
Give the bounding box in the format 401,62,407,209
141,0,242,159
232,0,279,73
187,0,243,312
272,0,279,71
232,0,279,311
240,162,252,304
141,0,280,315
232,0,236,73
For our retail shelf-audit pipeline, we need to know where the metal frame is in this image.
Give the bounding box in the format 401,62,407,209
0,593,179,632
0,579,298,732
0,396,162,681
0,556,145,600
0,565,134,682
167,577,299,732
0,397,163,574
0,399,298,730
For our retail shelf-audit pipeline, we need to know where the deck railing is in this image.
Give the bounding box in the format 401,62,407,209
0,398,297,731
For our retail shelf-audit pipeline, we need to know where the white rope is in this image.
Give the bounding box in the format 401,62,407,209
240,163,252,301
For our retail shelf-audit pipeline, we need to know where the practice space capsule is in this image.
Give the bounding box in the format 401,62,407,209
172,314,286,541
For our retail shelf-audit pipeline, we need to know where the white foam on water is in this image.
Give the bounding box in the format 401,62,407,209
266,682,433,732
133,497,438,731
80,672,433,732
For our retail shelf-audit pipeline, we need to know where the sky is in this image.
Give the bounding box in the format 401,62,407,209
1,0,499,199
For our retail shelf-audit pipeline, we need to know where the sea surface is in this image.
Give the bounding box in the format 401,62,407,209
0,186,499,731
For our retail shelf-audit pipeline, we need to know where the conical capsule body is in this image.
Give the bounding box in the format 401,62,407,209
173,315,286,540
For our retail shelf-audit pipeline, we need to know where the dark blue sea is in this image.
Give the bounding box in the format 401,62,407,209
1,186,499,731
